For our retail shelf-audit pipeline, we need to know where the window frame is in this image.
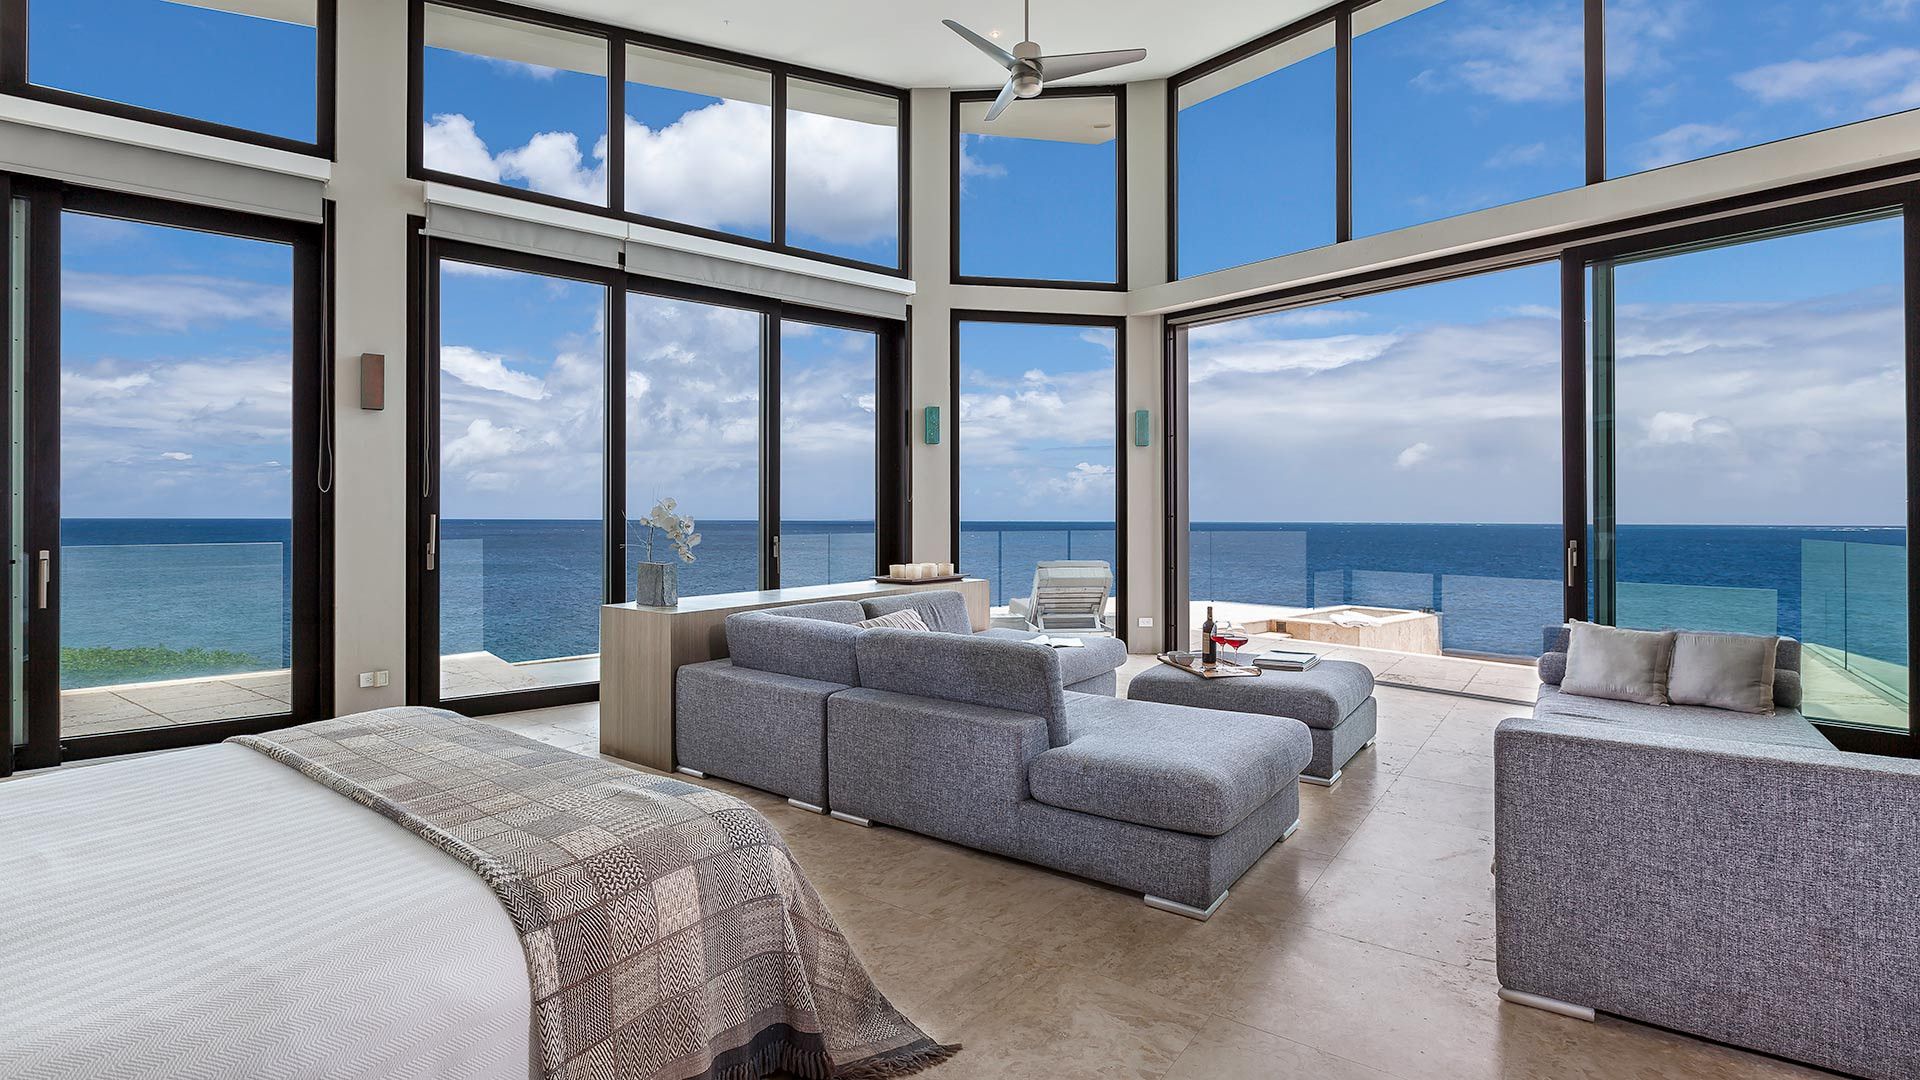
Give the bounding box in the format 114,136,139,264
408,235,910,717
407,0,910,277
0,0,339,158
948,85,1128,290
949,309,1129,633
1162,174,1920,757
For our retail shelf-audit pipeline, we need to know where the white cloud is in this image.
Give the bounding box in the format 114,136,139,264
441,345,548,401
1395,442,1433,469
1435,5,1585,104
1486,141,1550,169
479,56,558,80
1636,122,1742,169
423,101,896,249
63,272,289,332
159,451,193,461
1733,47,1920,112
1641,410,1735,446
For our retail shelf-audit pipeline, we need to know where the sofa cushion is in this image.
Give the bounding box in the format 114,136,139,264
724,609,861,686
856,608,931,632
1125,659,1373,730
977,628,1127,687
853,627,1072,744
1541,625,1803,707
1667,630,1777,714
1561,622,1676,705
765,599,867,624
1533,686,1829,750
1029,694,1312,837
861,590,972,634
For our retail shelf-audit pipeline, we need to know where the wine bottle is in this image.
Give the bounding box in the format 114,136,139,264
1200,605,1217,665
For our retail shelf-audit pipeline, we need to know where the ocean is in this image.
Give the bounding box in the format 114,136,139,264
56,518,1908,688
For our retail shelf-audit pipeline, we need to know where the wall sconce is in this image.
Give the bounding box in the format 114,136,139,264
360,353,385,410
1134,409,1151,447
924,406,941,445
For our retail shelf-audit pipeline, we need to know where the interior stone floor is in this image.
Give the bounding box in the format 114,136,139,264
485,660,1832,1080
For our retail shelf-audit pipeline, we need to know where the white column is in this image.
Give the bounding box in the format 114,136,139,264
1122,79,1170,653
327,0,425,708
907,87,954,563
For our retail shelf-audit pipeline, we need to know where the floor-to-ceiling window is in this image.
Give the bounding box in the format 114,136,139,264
624,290,763,598
778,320,878,587
1184,265,1563,669
436,257,606,700
954,316,1120,625
953,91,1122,285
1591,212,1909,732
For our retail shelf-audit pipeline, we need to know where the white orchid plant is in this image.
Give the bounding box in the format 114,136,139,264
640,498,701,564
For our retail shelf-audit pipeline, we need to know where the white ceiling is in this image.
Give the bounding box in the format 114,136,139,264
531,0,1335,89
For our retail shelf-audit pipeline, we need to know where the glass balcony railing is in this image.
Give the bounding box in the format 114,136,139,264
60,540,287,690
1188,526,1561,659
959,523,1117,610
778,522,877,589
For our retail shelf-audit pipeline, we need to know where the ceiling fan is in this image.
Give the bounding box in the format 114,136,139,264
942,1,1147,122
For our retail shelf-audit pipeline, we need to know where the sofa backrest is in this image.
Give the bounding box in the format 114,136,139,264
764,600,868,624
1537,624,1802,708
852,627,1071,745
725,608,862,685
861,590,972,635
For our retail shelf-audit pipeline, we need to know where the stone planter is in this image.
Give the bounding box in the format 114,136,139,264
634,561,679,607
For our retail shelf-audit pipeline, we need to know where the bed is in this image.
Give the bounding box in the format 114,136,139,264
0,708,952,1080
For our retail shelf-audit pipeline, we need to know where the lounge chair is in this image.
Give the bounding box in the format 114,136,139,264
1007,560,1114,635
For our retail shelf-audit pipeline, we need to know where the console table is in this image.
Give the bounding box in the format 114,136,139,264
600,578,991,770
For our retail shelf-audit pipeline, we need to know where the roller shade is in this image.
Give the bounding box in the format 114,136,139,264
423,185,912,321
0,116,325,222
423,200,626,268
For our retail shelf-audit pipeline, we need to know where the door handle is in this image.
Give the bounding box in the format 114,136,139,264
36,549,49,609
1565,539,1579,588
426,514,438,571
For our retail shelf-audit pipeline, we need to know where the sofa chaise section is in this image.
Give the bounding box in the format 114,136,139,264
827,628,1312,917
673,600,865,811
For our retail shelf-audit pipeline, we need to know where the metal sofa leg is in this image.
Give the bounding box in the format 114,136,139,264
1300,770,1341,787
675,766,707,778
1498,987,1595,1022
1145,891,1228,921
1280,818,1301,841
828,810,872,827
787,798,826,814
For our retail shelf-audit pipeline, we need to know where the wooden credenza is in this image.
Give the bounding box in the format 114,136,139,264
599,578,992,770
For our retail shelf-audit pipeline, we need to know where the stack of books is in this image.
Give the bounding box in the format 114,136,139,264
1252,649,1320,671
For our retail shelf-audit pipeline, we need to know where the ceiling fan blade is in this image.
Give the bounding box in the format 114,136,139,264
983,76,1019,122
943,19,1016,70
1038,47,1147,81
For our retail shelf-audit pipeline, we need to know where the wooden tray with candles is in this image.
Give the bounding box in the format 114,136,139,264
873,574,965,585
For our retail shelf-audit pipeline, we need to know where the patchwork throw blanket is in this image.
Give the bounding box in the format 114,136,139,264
233,708,955,1080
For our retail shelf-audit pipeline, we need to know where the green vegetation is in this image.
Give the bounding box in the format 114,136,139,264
61,645,267,689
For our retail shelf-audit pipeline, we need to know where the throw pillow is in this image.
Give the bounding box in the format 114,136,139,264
1561,621,1677,705
855,608,931,632
1667,631,1777,714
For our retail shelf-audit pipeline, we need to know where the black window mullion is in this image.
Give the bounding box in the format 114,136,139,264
1335,4,1353,244
605,279,627,603
771,74,789,250
0,0,26,89
761,309,780,589
1585,0,1605,185
607,34,626,217
1559,252,1588,623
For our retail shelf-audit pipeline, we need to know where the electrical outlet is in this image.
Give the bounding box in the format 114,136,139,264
1138,616,1154,628
375,670,391,688
358,671,376,688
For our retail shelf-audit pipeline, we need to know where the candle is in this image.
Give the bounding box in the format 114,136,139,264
888,563,907,578
937,562,955,576
917,562,937,579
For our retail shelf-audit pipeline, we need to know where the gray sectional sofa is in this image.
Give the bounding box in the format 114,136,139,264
1495,627,1920,1079
676,590,1313,917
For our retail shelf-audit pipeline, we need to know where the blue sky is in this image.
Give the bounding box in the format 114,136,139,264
29,1,1920,528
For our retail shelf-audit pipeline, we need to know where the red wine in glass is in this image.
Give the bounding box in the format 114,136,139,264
1212,626,1250,663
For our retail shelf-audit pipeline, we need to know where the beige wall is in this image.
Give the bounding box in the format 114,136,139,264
328,0,425,707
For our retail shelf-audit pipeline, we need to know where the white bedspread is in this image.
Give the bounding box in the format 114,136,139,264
0,743,532,1080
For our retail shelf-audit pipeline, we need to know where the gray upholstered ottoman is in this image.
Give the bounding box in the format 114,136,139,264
1127,660,1378,785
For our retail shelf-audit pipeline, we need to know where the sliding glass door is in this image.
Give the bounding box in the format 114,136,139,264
1589,210,1910,734
3,179,328,773
414,244,906,715
435,256,607,702
953,315,1122,629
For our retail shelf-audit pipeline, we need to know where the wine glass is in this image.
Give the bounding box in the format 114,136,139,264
1212,622,1250,663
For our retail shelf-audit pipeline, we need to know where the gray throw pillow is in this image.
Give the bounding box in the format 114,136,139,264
1561,622,1677,705
855,608,930,632
1667,631,1777,714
